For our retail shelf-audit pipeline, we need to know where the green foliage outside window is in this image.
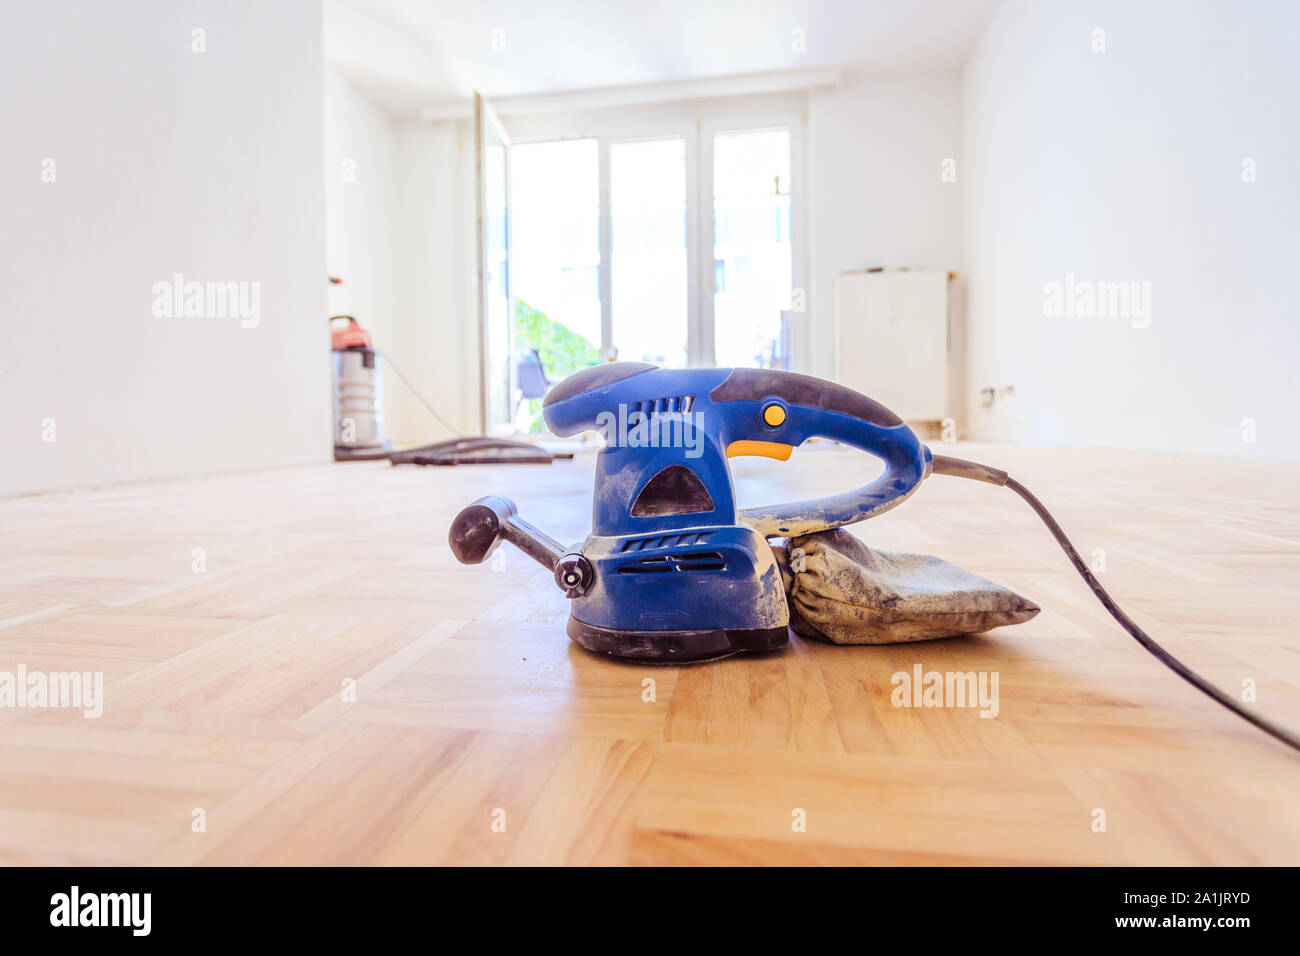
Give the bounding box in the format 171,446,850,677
515,298,601,432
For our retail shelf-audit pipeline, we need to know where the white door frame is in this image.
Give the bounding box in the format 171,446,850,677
474,93,516,434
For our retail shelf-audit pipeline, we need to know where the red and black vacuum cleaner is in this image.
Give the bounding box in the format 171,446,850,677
330,314,391,461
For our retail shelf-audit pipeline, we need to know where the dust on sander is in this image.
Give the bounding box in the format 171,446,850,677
773,528,1039,645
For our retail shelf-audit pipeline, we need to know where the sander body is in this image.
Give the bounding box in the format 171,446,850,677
450,362,930,662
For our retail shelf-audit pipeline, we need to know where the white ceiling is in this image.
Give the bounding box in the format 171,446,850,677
324,0,1004,118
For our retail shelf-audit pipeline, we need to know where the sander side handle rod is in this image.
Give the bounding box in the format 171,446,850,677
448,496,596,598
931,453,1300,755
448,495,565,570
503,513,566,571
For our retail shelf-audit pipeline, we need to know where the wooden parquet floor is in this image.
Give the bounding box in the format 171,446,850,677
1,441,1297,864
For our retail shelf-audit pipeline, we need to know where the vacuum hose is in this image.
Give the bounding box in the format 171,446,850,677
931,454,1300,755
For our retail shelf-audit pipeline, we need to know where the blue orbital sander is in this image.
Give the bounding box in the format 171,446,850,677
449,363,1300,753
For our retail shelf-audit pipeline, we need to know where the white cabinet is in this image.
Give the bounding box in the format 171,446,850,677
835,269,948,422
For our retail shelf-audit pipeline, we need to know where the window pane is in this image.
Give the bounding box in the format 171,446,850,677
611,138,687,368
511,139,602,431
713,128,792,369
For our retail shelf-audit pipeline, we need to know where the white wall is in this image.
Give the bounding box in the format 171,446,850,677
962,0,1300,457
807,70,964,420
0,0,328,496
393,117,479,440
323,67,404,440
324,73,474,445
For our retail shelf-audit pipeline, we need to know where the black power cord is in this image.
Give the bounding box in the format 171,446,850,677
931,454,1300,754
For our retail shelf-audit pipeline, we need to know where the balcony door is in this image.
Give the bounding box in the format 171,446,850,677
497,100,804,431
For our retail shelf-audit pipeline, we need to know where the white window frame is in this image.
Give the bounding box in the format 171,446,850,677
501,90,809,370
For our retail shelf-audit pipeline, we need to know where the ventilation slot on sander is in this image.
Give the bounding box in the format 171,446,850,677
618,551,727,574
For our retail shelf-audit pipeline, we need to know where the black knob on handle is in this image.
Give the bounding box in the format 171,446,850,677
448,498,510,565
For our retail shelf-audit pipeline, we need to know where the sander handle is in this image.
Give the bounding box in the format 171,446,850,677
448,496,595,598
449,495,564,570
